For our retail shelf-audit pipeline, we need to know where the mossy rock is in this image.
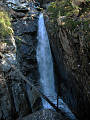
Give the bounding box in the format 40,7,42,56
0,10,13,38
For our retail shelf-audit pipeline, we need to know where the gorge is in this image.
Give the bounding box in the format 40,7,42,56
0,0,90,120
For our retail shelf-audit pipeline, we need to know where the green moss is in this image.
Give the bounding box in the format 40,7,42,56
0,11,13,38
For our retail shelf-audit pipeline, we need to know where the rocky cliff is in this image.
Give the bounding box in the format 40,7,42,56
0,0,90,120
0,0,41,119
45,0,90,120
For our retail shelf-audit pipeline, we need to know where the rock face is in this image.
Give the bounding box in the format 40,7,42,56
20,109,69,120
12,0,42,113
45,12,90,120
0,4,31,119
0,0,42,119
0,0,90,120
39,0,55,8
0,39,31,120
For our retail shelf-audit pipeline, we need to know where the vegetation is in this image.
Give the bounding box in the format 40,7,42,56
48,0,74,18
48,0,90,17
47,0,90,31
0,10,13,38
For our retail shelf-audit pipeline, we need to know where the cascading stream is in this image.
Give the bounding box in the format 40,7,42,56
37,13,77,120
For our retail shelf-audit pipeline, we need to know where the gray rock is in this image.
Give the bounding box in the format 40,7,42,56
12,1,42,113
0,72,12,120
0,109,2,119
45,13,90,120
20,109,69,120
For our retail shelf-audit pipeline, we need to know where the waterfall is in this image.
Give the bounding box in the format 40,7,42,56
37,13,56,108
37,13,77,120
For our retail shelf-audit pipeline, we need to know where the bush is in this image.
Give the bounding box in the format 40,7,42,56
47,0,74,20
0,11,13,38
47,0,90,31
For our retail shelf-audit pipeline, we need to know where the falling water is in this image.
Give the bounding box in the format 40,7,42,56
37,13,77,120
37,13,56,108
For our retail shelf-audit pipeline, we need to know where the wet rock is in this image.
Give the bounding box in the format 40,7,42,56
20,109,69,120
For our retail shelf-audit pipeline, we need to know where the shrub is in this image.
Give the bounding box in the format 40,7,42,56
0,11,13,38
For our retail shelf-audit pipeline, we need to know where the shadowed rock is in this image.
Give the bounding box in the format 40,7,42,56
21,109,70,120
